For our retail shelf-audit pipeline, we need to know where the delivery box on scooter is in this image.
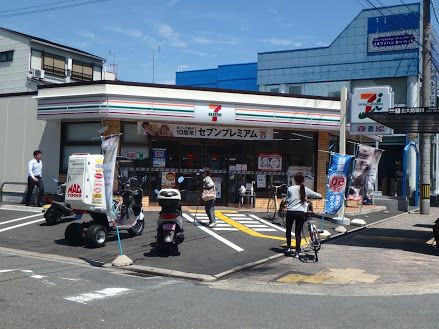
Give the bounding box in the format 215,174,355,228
65,154,106,211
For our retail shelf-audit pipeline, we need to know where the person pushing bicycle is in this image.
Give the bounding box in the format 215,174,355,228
285,172,322,258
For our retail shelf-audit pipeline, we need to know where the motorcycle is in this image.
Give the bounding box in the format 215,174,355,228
43,179,74,226
155,176,185,254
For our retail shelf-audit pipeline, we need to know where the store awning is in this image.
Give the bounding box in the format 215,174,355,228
366,107,439,133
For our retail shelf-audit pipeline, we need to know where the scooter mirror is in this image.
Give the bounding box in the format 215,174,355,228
177,176,185,184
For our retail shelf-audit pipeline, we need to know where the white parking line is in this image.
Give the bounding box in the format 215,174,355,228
65,288,131,304
252,228,277,232
0,213,43,226
213,227,239,231
0,218,45,233
248,214,285,232
182,213,243,252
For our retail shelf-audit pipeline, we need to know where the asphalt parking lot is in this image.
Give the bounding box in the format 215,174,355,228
0,207,290,277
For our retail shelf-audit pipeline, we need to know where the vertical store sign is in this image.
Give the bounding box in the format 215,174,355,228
350,86,394,135
324,153,353,215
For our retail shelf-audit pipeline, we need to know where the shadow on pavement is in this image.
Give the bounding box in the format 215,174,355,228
329,226,439,256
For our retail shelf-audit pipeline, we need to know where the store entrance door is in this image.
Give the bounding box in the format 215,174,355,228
205,143,227,206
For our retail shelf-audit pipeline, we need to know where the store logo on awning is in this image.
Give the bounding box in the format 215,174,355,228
208,104,222,122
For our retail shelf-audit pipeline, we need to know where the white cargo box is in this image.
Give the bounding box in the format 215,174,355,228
65,154,106,211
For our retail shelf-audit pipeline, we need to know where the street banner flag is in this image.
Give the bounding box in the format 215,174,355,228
348,144,383,201
324,153,353,215
102,135,119,219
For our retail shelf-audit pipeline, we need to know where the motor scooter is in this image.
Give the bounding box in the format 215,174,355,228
43,179,75,226
64,156,145,248
156,176,185,254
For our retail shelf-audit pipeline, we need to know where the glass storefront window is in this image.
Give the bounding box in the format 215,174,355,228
205,144,227,170
181,143,203,169
65,122,102,142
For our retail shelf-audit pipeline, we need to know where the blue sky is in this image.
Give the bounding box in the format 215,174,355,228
0,0,424,84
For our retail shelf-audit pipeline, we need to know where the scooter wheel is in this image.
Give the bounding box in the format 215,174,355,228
45,208,61,226
85,224,107,248
65,223,84,246
128,219,144,237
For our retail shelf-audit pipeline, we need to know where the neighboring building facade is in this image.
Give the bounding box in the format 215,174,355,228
175,3,438,198
0,27,108,94
0,27,108,196
176,63,258,91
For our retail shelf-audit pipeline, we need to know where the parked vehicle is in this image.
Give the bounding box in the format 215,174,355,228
155,176,185,254
43,179,74,226
64,156,145,248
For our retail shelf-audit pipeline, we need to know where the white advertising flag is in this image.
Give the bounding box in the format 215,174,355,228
102,135,119,219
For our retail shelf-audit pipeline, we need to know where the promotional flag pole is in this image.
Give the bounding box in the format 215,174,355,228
321,152,334,230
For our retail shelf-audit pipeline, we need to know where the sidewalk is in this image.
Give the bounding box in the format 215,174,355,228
221,207,439,288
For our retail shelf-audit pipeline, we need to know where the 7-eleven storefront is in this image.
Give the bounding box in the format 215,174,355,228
36,81,340,207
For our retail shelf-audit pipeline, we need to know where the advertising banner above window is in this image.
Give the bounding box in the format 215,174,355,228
257,153,282,171
349,86,394,135
137,122,273,140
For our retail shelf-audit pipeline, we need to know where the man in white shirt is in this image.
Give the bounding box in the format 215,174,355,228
25,150,44,207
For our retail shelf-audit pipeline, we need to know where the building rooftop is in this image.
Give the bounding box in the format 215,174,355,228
0,27,104,61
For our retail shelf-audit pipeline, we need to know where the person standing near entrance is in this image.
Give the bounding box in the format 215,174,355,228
25,150,44,207
285,172,322,258
200,167,216,228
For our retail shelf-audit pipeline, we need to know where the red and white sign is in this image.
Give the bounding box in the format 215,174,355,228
257,153,282,171
67,184,82,198
328,174,346,193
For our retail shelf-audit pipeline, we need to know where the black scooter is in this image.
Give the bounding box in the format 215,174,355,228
43,179,74,226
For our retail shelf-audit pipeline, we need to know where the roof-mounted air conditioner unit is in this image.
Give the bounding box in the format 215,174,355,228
31,68,45,80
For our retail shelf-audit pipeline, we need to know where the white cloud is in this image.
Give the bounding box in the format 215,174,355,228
262,38,292,46
183,49,208,56
193,33,238,45
104,25,157,47
155,23,187,48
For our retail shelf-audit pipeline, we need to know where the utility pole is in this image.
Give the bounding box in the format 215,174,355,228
421,0,431,214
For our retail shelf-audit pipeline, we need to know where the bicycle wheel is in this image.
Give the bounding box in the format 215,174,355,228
266,196,276,221
309,224,321,262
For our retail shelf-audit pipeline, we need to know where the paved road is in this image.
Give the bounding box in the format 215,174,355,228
1,248,439,329
0,207,289,276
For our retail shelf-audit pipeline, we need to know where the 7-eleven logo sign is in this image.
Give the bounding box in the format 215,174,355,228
358,92,383,119
208,104,222,122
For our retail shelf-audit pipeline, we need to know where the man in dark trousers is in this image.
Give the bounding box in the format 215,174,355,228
25,150,44,207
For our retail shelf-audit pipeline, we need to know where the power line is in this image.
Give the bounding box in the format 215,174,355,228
0,0,109,19
0,0,79,14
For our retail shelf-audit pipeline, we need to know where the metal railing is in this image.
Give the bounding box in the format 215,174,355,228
0,182,27,204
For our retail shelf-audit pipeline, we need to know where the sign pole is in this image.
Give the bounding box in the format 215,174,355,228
336,87,348,221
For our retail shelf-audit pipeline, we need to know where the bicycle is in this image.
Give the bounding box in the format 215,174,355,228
266,183,287,226
300,202,321,262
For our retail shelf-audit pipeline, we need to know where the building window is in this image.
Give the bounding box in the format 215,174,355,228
288,85,302,95
267,85,279,93
72,60,93,81
0,50,14,62
42,52,66,77
60,122,102,172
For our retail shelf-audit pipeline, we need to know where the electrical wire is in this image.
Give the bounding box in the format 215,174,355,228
0,0,109,19
0,0,80,14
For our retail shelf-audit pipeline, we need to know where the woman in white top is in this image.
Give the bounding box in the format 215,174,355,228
285,172,322,258
201,167,216,228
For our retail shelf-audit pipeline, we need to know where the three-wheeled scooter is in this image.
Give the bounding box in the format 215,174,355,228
64,154,145,248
